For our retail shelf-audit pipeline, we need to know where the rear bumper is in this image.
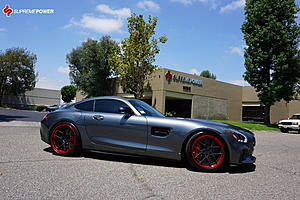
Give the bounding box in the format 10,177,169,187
40,122,50,145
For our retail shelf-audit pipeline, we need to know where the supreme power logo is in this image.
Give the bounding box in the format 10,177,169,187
3,4,13,17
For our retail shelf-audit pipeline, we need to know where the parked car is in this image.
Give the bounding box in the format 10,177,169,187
40,96,256,172
46,104,66,112
278,114,300,133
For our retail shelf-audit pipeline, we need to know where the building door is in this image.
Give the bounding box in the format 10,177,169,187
165,98,192,118
242,106,265,122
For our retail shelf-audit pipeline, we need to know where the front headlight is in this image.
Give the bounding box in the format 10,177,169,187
227,129,247,143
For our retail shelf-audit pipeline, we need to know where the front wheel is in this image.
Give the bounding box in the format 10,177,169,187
50,122,81,156
185,132,228,172
280,128,288,133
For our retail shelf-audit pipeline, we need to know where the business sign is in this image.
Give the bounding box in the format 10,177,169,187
2,4,55,17
165,71,203,87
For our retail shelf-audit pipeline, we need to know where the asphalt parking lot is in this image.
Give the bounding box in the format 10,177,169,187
0,110,299,199
0,108,45,122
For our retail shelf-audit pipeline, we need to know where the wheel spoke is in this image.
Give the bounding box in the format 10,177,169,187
197,154,209,164
54,134,63,141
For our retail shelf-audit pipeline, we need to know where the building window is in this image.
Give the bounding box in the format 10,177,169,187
183,86,191,92
242,106,265,122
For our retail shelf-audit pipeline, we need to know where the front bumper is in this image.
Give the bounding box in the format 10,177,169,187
228,131,256,165
278,124,300,130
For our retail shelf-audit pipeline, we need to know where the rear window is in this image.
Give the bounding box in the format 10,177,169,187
75,100,94,111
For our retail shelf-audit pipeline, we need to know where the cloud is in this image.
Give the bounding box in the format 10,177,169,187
77,15,124,33
64,5,130,34
188,68,201,75
137,1,160,12
57,66,70,75
228,80,249,86
96,4,131,18
229,47,244,56
79,31,90,36
170,0,218,9
170,0,192,5
63,23,72,29
228,45,246,56
0,28,6,32
36,76,66,90
220,0,245,13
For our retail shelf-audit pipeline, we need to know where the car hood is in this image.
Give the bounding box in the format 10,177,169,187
179,118,254,134
279,119,300,122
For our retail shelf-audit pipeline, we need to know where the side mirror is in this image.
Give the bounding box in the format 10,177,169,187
119,106,133,115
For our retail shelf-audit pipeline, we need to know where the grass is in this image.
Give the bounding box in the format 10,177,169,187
215,120,280,131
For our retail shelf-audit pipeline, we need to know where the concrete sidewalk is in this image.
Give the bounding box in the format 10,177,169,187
0,121,40,127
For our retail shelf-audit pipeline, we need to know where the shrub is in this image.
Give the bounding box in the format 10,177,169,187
61,85,76,103
35,105,46,112
165,111,177,117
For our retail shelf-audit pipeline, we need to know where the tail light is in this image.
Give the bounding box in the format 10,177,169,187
43,114,50,120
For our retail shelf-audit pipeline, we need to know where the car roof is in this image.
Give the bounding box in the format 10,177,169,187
75,96,131,104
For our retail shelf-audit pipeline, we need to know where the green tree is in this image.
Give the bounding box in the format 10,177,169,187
61,85,76,103
110,14,167,99
0,48,37,106
241,0,300,125
67,36,119,97
200,70,216,80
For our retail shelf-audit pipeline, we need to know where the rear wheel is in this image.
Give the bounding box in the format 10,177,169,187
50,122,81,156
185,132,228,172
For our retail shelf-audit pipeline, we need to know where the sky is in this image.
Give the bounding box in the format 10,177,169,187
1,0,299,90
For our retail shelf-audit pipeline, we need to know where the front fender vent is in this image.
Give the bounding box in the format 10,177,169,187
151,127,171,137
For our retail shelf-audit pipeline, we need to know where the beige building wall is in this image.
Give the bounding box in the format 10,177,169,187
242,86,300,123
159,68,242,120
287,99,300,117
271,100,289,122
242,86,259,102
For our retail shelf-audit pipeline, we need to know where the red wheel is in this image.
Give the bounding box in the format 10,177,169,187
185,132,228,172
50,122,81,156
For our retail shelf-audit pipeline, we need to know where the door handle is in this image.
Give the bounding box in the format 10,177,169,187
93,115,104,120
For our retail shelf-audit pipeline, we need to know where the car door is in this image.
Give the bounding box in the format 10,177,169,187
84,99,148,153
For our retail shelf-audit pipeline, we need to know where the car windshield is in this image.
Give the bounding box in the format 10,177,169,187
289,115,300,119
129,100,165,117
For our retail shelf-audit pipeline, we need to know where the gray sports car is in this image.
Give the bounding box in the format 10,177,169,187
40,96,256,172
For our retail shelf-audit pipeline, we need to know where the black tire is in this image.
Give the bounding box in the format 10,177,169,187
280,128,288,133
50,122,81,156
185,132,228,172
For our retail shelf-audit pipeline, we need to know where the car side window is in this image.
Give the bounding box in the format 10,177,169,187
95,99,129,114
75,100,94,111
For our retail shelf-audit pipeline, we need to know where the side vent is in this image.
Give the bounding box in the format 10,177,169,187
151,127,171,137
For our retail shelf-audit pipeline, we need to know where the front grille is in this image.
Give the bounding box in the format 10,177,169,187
281,122,292,125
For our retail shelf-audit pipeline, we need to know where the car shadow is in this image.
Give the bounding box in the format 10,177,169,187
0,114,27,122
43,147,256,174
285,131,300,135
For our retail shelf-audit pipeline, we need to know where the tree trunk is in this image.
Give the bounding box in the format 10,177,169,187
264,105,271,125
0,89,4,107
